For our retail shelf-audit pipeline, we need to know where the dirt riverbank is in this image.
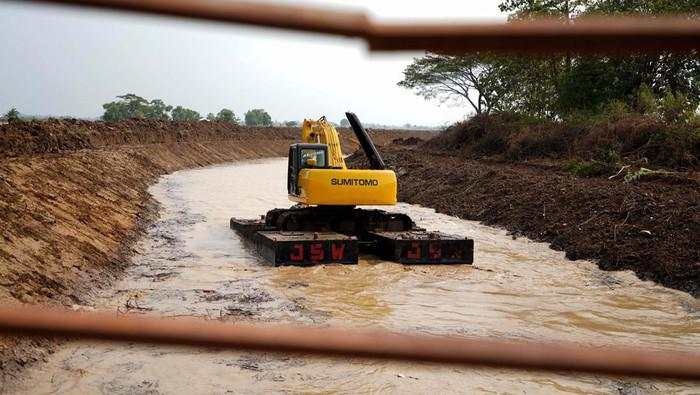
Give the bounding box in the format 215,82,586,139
0,119,428,381
348,143,699,297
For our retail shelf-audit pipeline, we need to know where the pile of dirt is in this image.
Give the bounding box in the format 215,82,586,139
425,113,699,172
348,146,699,296
0,119,412,159
391,136,424,146
0,119,427,380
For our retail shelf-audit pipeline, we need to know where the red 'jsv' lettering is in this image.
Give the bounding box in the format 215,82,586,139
428,243,442,260
290,244,304,261
331,243,345,260
310,243,324,261
406,242,421,259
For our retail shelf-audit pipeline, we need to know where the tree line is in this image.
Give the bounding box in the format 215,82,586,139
101,94,273,126
399,0,699,123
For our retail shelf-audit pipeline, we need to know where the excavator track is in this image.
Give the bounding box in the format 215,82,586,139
230,206,473,266
265,205,414,234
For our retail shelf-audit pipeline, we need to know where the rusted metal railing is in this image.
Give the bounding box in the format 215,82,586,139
18,0,700,53
0,305,698,380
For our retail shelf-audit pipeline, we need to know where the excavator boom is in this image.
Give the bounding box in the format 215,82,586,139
300,117,346,169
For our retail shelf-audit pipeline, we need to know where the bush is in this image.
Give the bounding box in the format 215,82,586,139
506,125,575,160
595,145,620,164
603,100,630,121
563,160,609,177
658,91,696,124
425,113,541,156
636,84,656,115
426,113,697,171
473,133,507,156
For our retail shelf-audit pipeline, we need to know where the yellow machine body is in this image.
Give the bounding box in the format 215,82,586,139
288,116,397,206
290,168,397,206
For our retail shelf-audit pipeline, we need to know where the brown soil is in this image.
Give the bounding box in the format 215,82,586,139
0,119,429,382
348,143,699,297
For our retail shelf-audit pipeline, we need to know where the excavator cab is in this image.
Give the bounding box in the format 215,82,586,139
287,143,328,195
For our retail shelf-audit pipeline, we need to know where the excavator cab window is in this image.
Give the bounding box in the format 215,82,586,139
288,144,328,196
300,147,326,168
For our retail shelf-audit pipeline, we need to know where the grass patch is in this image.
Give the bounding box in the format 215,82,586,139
563,160,609,177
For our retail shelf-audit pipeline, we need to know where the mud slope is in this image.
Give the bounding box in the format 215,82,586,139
348,146,698,296
0,120,429,378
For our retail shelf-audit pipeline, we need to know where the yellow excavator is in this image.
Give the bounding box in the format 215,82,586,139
231,112,473,266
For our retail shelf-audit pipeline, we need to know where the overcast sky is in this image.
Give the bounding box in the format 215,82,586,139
0,1,505,126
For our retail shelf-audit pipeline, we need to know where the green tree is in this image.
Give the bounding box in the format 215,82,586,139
102,94,149,121
284,120,299,127
144,99,172,120
206,113,217,121
399,0,699,120
244,109,272,126
216,108,240,124
339,118,350,128
102,94,177,121
4,108,21,122
499,0,586,18
171,106,201,121
500,0,699,118
399,53,504,115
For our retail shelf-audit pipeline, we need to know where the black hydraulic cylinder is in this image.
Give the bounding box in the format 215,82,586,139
345,111,387,170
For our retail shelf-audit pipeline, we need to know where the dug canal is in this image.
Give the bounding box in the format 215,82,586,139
14,159,699,394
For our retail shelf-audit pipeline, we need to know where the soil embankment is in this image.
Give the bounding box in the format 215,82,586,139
0,119,429,379
348,125,699,296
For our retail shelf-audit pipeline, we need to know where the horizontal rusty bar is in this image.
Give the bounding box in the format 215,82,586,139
0,305,698,380
16,0,700,53
20,0,370,37
366,17,700,53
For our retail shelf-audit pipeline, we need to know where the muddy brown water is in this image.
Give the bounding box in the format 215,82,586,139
12,158,699,394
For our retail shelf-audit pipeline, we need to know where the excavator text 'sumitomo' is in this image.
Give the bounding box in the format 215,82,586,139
230,112,473,266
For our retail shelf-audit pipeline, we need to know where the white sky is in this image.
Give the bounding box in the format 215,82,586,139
0,1,505,126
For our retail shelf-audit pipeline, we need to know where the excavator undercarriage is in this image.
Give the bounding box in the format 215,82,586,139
230,112,473,266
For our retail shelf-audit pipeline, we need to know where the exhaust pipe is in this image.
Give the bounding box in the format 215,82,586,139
345,112,387,170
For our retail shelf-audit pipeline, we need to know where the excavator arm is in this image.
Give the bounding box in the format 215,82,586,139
301,116,346,169
300,112,388,171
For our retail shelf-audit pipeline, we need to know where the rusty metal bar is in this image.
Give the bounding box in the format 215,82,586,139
15,0,700,53
366,17,700,53
0,305,698,380
18,0,370,37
